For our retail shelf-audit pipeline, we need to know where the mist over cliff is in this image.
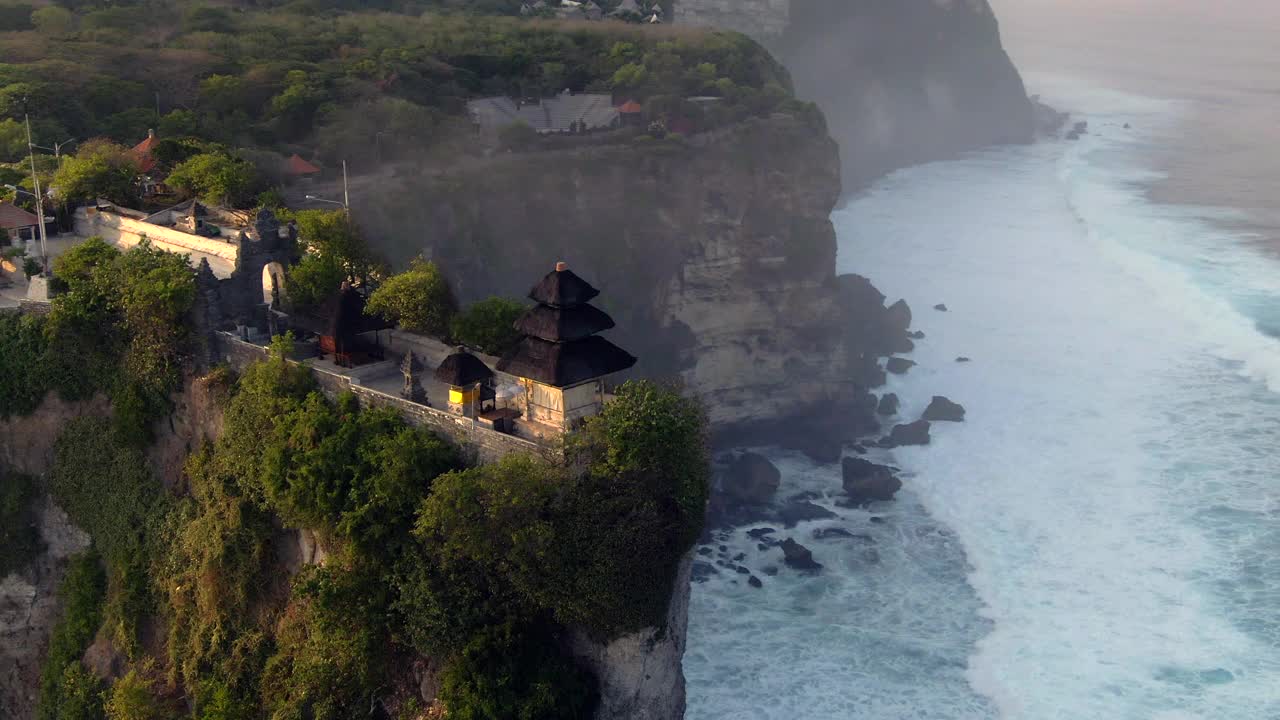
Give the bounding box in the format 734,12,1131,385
679,0,1036,189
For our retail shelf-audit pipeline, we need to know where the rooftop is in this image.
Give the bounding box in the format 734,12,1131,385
0,202,39,230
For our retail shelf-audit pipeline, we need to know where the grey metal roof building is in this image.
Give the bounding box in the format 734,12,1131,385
467,92,621,135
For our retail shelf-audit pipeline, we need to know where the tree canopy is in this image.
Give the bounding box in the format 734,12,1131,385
365,257,457,337
51,139,140,206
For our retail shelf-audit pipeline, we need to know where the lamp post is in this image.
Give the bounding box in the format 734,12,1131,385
31,138,75,158
20,116,48,272
303,194,346,209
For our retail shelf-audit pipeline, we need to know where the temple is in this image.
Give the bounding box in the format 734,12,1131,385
498,262,637,431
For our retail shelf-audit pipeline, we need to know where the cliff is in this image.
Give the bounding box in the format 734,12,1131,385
360,114,907,455
677,0,1036,189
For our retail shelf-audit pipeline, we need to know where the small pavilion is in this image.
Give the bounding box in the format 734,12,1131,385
0,201,39,247
498,262,636,431
435,346,496,418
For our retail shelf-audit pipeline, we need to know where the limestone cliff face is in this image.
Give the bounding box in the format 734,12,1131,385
569,553,693,720
677,0,1035,189
362,114,905,450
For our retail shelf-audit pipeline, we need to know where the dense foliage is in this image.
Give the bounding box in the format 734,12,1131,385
0,239,196,438
284,209,382,309
1,2,791,175
36,552,106,720
49,418,168,657
0,471,43,576
451,296,526,355
365,257,457,337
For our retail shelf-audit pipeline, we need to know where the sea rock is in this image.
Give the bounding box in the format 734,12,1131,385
748,575,763,589
933,303,948,312
885,299,912,334
746,527,777,540
877,393,900,416
884,420,931,447
722,452,781,505
841,457,904,504
762,565,779,576
779,501,837,527
886,357,916,375
692,561,717,583
922,396,966,422
907,330,925,340
956,356,971,363
780,538,822,572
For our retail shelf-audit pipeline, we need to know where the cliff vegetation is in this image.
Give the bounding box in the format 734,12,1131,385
1,239,709,719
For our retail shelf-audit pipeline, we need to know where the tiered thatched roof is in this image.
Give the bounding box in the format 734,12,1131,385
498,263,636,388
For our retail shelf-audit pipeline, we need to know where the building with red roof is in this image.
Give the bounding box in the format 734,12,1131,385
0,201,40,247
285,154,321,177
131,129,159,173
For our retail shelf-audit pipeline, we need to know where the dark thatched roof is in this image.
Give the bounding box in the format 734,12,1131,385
434,348,494,387
514,303,616,343
497,335,636,388
528,265,600,308
321,285,367,341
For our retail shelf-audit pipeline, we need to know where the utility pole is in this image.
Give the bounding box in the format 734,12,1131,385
24,115,48,273
342,159,350,213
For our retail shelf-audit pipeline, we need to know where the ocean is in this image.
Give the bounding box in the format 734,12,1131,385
686,5,1280,719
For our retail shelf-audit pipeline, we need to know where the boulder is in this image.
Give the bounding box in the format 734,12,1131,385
746,527,777,540
885,420,930,447
922,396,966,422
841,457,903,504
934,303,948,312
886,357,916,375
779,501,837,528
907,330,926,340
876,393,900,416
955,356,971,363
748,575,763,589
722,452,781,505
691,561,718,583
780,538,822,572
885,299,912,333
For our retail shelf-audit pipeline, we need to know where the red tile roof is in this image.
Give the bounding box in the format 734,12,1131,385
285,154,321,175
131,131,158,173
618,100,643,114
0,201,39,229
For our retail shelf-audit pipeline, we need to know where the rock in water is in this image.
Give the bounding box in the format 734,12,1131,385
922,396,966,422
934,303,949,312
886,420,931,447
748,575,763,589
722,452,781,505
779,501,837,528
885,298,912,334
886,357,916,375
907,330,926,340
956,356,972,363
841,457,903,504
877,393,900,416
780,538,822,572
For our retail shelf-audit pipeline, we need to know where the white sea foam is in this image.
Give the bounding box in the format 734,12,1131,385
688,79,1280,719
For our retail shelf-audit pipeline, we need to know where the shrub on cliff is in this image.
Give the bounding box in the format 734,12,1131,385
365,257,457,338
451,296,525,356
36,552,106,720
0,471,43,576
49,418,168,656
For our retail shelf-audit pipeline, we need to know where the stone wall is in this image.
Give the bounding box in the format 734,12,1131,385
216,333,546,464
74,207,240,262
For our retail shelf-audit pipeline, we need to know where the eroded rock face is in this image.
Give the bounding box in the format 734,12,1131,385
361,115,907,451
923,396,966,422
841,457,902,505
569,553,694,720
0,499,91,720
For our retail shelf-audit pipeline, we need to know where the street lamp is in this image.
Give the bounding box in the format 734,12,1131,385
304,194,346,208
22,115,49,272
31,138,75,158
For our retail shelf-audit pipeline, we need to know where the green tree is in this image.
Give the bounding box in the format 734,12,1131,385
31,5,75,36
286,209,380,308
166,152,261,208
0,117,26,163
364,258,456,337
52,140,141,207
0,471,43,576
451,297,525,356
36,553,106,720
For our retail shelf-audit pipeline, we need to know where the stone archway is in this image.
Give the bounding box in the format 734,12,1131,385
262,262,287,307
